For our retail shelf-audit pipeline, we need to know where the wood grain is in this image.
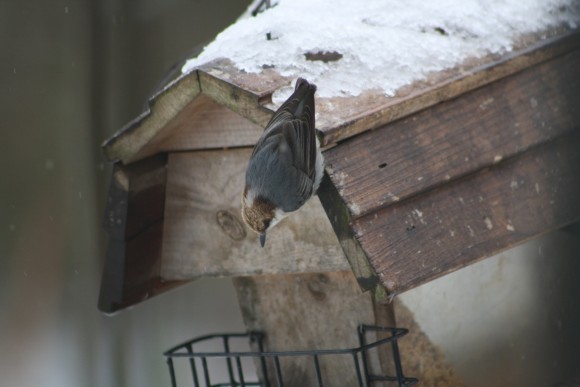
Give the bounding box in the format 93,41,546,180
233,272,397,387
131,93,264,161
353,132,580,295
324,48,580,219
160,150,349,280
101,29,578,165
317,174,380,293
99,154,178,313
198,69,274,128
103,71,201,164
318,30,580,146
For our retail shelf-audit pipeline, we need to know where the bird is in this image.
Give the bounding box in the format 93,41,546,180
241,78,324,247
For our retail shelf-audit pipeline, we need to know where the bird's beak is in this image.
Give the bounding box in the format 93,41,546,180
259,233,266,248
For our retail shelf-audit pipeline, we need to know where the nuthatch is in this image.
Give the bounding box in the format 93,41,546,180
241,78,324,247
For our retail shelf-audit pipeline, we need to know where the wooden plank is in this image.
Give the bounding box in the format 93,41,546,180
318,30,580,146
317,174,381,293
353,132,580,295
198,68,274,128
324,48,580,219
99,154,173,313
191,29,579,147
130,93,264,161
102,154,168,240
102,71,201,164
98,220,187,313
160,149,349,280
101,29,577,166
233,272,396,386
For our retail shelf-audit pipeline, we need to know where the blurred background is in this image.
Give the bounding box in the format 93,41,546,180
1,1,579,387
0,1,249,386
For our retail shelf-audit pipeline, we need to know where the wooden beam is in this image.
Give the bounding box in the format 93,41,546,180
99,154,186,313
318,30,580,146
353,131,580,295
317,174,380,293
198,67,274,128
160,149,349,281
129,93,264,161
233,272,397,386
102,71,201,164
324,48,580,219
101,29,578,166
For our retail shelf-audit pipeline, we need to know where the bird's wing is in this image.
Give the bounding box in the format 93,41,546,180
280,119,316,196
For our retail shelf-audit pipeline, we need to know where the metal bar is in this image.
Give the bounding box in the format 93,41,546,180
358,326,371,385
257,336,270,387
274,356,284,387
201,357,211,386
313,355,323,387
391,338,405,386
235,356,245,387
167,358,177,387
185,344,200,387
223,336,236,386
352,353,364,387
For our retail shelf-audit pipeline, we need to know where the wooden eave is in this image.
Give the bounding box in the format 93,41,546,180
99,28,580,312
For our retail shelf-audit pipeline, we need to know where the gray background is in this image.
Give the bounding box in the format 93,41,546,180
0,1,249,386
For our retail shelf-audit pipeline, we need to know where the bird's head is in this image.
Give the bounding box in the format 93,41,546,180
241,187,285,247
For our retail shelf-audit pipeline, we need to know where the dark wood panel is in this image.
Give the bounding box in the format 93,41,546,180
320,30,580,146
99,154,171,313
353,132,580,295
324,49,580,219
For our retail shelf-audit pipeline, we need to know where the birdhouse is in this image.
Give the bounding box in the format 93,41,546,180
98,4,580,383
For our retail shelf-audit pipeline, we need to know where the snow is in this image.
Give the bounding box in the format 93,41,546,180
183,0,579,98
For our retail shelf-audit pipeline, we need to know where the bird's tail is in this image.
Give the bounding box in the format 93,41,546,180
268,78,316,129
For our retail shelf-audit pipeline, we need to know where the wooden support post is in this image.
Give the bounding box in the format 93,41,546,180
233,272,396,386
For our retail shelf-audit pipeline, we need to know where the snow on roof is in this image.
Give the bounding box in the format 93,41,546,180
183,0,579,98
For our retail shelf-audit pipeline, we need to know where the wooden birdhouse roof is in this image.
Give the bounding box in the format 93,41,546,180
99,25,580,313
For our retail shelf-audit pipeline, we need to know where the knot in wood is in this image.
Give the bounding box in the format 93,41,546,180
307,274,329,301
216,210,246,241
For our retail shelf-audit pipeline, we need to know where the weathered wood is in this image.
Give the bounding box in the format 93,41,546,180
325,48,580,219
102,71,201,164
198,68,274,128
191,29,579,147
99,154,180,313
101,29,578,165
353,132,580,295
98,221,187,313
102,154,168,240
160,150,349,280
130,94,264,161
317,174,380,293
318,30,580,146
233,272,396,387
